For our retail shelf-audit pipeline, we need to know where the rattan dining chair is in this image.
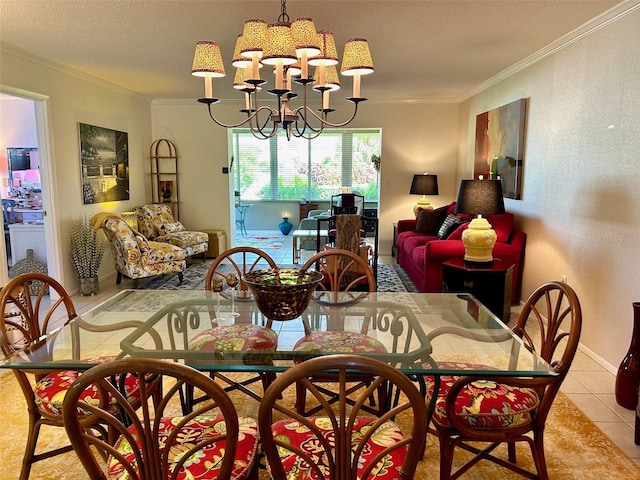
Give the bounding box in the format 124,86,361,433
258,354,427,480
293,248,383,416
0,273,162,480
185,246,279,409
62,357,259,479
424,281,582,480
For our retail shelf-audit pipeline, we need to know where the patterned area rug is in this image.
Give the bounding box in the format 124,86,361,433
138,260,419,293
1,369,638,479
237,235,284,249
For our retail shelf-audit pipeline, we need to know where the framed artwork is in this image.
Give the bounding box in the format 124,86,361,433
78,122,130,204
473,98,527,200
159,180,173,203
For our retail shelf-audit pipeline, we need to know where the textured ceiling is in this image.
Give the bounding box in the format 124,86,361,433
0,0,626,103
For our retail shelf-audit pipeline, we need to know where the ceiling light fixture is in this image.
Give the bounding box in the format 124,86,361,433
191,0,373,140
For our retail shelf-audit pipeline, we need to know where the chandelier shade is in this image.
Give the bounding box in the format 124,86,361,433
192,0,373,140
313,65,340,91
291,18,321,56
309,30,339,66
262,23,298,65
240,19,268,58
341,38,375,76
191,41,226,77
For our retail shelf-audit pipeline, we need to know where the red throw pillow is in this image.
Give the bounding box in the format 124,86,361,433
486,212,514,243
446,222,469,240
415,206,448,234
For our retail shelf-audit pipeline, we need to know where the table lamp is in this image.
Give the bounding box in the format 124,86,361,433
454,178,505,264
410,174,439,216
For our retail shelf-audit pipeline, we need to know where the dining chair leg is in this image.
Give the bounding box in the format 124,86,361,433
19,417,39,480
507,441,517,462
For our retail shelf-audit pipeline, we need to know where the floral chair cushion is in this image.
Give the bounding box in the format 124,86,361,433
108,414,259,479
269,416,407,479
188,324,277,353
293,331,387,355
35,356,143,418
424,361,540,429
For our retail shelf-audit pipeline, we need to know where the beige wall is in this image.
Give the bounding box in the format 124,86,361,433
152,100,460,255
459,9,640,370
0,49,153,291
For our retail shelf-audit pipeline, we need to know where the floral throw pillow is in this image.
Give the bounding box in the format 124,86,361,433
437,214,464,240
155,221,185,236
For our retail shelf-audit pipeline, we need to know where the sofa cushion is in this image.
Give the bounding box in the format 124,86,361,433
438,214,464,239
415,205,448,234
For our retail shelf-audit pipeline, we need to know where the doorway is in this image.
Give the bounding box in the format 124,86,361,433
0,90,59,285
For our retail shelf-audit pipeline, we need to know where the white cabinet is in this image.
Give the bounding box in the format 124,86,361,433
9,223,46,265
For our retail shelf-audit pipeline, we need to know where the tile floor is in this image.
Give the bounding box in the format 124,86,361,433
69,229,640,467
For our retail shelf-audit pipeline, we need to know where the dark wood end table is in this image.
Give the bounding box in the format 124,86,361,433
442,258,514,323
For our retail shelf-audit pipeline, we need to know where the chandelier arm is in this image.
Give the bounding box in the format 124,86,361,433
247,104,279,139
292,108,323,136
297,100,362,128
203,102,265,129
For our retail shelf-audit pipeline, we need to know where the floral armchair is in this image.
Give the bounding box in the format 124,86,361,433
133,204,208,261
99,215,186,288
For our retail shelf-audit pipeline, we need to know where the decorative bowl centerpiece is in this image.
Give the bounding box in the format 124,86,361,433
243,268,323,320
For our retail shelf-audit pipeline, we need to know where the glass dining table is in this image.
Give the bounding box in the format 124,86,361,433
0,289,554,383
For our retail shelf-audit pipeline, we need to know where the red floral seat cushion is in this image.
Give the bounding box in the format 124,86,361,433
108,414,259,479
293,331,387,355
424,361,540,429
269,416,407,479
35,356,143,417
188,324,277,352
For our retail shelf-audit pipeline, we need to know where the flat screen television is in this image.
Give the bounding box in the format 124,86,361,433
7,147,37,171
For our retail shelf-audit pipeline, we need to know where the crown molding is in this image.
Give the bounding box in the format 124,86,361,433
459,0,640,102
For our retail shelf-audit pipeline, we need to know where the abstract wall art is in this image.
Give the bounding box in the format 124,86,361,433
473,98,527,200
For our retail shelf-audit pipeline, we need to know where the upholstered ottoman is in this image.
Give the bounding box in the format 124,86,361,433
202,229,226,258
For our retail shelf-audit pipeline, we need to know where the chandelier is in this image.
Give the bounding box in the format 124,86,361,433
191,0,374,140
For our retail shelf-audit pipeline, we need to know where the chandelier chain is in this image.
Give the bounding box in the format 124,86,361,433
278,0,289,23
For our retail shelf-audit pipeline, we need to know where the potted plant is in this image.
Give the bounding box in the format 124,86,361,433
69,217,107,295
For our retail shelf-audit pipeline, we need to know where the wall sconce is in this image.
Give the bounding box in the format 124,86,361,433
409,174,439,216
454,178,505,263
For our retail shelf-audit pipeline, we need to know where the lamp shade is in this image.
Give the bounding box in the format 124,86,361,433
261,22,298,66
191,41,226,77
291,18,321,57
454,179,505,216
241,19,268,58
308,31,339,66
455,179,505,263
410,174,439,196
313,65,340,91
340,38,374,76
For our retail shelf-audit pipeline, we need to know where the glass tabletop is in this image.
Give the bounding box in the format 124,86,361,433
0,289,554,378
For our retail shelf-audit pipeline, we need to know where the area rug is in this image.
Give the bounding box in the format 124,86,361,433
237,235,284,249
138,260,419,293
1,369,638,479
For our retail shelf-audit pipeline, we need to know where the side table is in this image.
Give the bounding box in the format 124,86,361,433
442,258,513,323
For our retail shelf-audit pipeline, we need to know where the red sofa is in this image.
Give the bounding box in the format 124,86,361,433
396,202,526,303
